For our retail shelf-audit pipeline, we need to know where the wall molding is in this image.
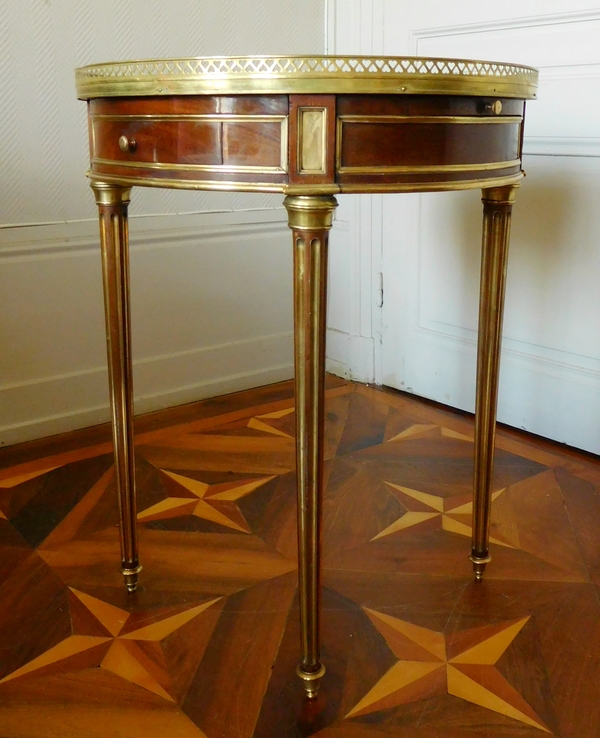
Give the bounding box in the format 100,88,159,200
411,9,600,44
409,16,600,378
415,322,600,383
0,208,288,260
0,208,294,446
524,137,600,158
1,329,294,447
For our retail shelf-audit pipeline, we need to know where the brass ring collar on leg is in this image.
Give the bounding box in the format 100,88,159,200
284,196,338,231
296,663,326,699
121,564,143,592
469,553,492,581
481,183,519,204
91,181,132,206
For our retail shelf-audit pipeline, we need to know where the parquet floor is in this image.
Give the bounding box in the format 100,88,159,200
1,378,600,738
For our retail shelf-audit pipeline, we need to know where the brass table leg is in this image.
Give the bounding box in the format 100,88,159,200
284,195,338,698
92,182,142,593
470,184,518,580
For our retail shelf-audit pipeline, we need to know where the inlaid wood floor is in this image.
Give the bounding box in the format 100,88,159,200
1,379,599,738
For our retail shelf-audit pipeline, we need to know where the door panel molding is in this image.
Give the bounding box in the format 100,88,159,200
374,1,600,452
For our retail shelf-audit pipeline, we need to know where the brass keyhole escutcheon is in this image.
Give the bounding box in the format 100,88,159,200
119,135,137,153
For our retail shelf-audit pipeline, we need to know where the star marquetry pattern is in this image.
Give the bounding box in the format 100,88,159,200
246,406,295,438
0,387,593,736
373,482,513,547
375,423,519,545
387,423,474,445
137,470,276,533
0,588,221,702
346,608,550,732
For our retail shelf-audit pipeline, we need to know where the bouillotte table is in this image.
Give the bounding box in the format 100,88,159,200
75,55,538,698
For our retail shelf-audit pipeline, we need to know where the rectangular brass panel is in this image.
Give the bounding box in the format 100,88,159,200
298,108,327,174
288,96,335,185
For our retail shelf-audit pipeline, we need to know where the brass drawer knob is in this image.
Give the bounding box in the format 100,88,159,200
118,135,137,152
484,100,503,115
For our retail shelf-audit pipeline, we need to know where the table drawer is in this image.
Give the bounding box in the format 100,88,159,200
92,115,288,173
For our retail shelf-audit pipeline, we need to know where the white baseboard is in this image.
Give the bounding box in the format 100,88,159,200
385,325,600,454
326,328,375,383
0,340,293,447
0,209,294,447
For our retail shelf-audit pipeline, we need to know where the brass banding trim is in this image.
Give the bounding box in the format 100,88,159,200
338,159,521,175
88,171,287,193
78,77,537,98
76,55,538,100
338,173,523,194
283,184,341,195
93,157,288,175
92,113,288,122
338,115,523,125
87,171,522,195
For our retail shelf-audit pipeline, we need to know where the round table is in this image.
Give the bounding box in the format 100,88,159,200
76,55,538,698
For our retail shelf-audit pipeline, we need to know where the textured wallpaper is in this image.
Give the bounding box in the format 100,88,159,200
0,0,325,225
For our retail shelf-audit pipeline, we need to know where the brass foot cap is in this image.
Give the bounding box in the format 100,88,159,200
469,554,491,581
296,664,326,699
121,564,143,593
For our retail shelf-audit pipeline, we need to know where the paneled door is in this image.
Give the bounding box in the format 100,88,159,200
377,3,600,453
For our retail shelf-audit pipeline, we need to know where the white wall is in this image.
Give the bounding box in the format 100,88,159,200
0,0,325,446
327,0,600,453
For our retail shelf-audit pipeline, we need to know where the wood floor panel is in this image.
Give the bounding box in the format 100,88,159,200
37,527,296,596
336,393,390,456
0,551,71,681
137,435,296,476
322,459,406,556
0,381,598,736
0,519,35,585
0,701,208,737
6,455,113,548
553,467,600,584
0,444,114,483
183,572,298,738
345,435,549,499
322,394,352,459
532,582,600,737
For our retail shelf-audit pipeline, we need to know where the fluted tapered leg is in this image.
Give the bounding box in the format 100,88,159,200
284,195,338,698
92,182,141,593
470,184,519,580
